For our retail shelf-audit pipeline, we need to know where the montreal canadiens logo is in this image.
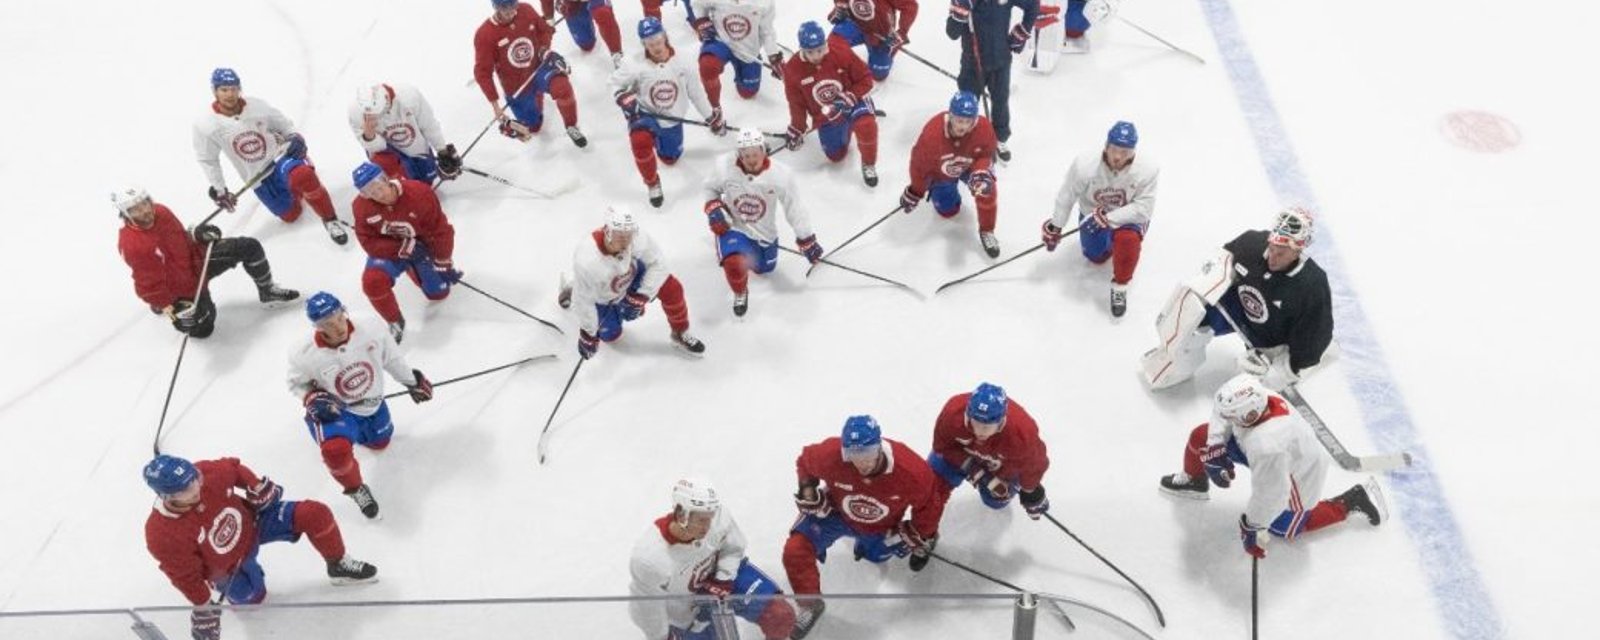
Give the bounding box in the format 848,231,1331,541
1093,189,1127,209
842,494,890,524
720,15,753,40
1237,284,1270,323
232,131,268,162
849,0,877,20
810,79,844,108
335,361,377,399
208,507,244,555
732,194,767,222
383,123,418,147
610,263,637,296
648,80,679,109
939,154,973,178
509,36,536,68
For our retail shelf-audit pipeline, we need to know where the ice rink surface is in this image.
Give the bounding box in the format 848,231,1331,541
0,1,1593,638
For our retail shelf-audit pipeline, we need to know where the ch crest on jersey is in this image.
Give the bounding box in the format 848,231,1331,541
208,507,244,555
335,361,377,399
810,79,845,109
648,80,680,109
1093,189,1128,209
850,0,878,20
732,194,768,222
610,263,637,296
841,494,890,523
720,14,753,40
1237,284,1270,323
232,131,268,162
938,154,974,179
509,37,536,68
383,123,418,147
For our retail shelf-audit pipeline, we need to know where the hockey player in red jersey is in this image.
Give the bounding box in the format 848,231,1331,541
475,0,588,147
143,455,376,640
350,162,461,343
114,186,298,339
542,0,626,65
926,382,1052,519
783,415,948,638
899,90,1003,257
782,21,881,186
826,0,919,81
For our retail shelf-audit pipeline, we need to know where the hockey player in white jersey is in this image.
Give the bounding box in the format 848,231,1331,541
629,478,796,640
1040,121,1159,318
1159,374,1386,559
193,68,347,245
692,0,782,110
566,206,706,358
702,129,823,317
348,83,462,184
611,17,727,208
287,292,434,519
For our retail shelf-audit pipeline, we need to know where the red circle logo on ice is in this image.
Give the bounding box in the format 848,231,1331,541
1237,285,1269,323
1440,110,1521,153
850,0,877,20
842,495,890,523
509,37,536,68
231,131,268,162
810,79,844,108
208,507,244,555
732,194,768,222
720,15,753,40
648,80,680,110
383,123,418,148
335,361,377,399
939,154,973,179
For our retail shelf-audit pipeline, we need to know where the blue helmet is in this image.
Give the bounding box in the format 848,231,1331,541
966,382,1008,424
352,162,385,189
798,21,826,50
143,455,199,496
1107,121,1138,148
211,67,241,90
840,415,882,455
305,291,344,323
638,16,665,40
491,0,517,8
949,91,980,118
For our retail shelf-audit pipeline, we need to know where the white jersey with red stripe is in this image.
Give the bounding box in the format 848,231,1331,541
192,95,298,192
608,48,714,124
286,317,416,417
570,229,671,335
1050,150,1160,229
698,0,779,63
347,83,449,159
627,509,748,637
701,153,813,245
1214,396,1330,529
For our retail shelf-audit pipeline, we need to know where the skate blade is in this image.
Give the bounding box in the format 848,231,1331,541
330,575,379,587
1158,485,1210,501
1362,477,1389,525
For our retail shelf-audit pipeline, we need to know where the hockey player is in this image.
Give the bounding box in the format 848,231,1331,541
566,206,706,358
899,90,1002,257
288,292,434,520
610,17,726,208
115,186,298,339
629,478,797,640
541,0,626,66
1041,121,1159,318
143,454,377,640
349,82,463,184
702,129,823,316
781,21,880,187
783,416,948,638
946,0,1040,161
926,383,1051,519
475,0,588,148
350,162,462,343
1140,208,1333,391
692,0,782,110
827,0,919,80
1158,374,1386,558
194,68,347,245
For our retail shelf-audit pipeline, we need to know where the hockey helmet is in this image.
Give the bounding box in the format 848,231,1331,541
949,91,980,118
305,291,344,323
211,67,240,89
671,477,721,516
491,0,517,8
1268,207,1314,250
966,382,1009,425
357,84,391,116
736,128,766,150
604,205,639,241
798,21,827,50
111,185,150,215
143,455,199,496
840,415,883,461
1107,121,1138,148
1214,374,1270,426
638,16,665,41
352,162,385,190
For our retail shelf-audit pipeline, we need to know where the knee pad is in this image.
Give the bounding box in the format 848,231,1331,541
361,268,394,298
320,438,356,469
698,53,723,79
629,129,656,157
783,532,820,568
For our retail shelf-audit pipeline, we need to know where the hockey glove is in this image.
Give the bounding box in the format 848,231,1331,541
1240,351,1298,391
499,118,533,141
283,133,308,159
1239,514,1267,559
246,476,283,511
208,186,237,212
794,482,830,516
578,330,600,360
829,0,851,24
784,125,805,151
541,50,570,76
701,578,735,599
1081,207,1112,231
1008,24,1031,54
621,292,650,320
889,31,909,53
406,369,434,404
1041,220,1065,251
899,186,924,213
797,235,824,264
897,520,936,566
706,108,728,136
615,89,642,120
170,299,200,331
191,605,221,640
191,223,223,244
1202,443,1235,488
693,17,716,42
432,259,463,284
436,144,462,180
705,201,731,236
968,169,996,198
949,0,973,25
304,390,343,423
1020,486,1050,520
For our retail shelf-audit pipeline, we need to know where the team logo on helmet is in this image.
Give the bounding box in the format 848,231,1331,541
1237,285,1270,323
731,194,768,222
383,123,418,147
509,37,536,68
208,507,244,555
1092,189,1128,209
810,79,845,108
849,0,877,20
648,80,680,109
842,494,890,523
335,361,377,399
938,153,974,179
231,131,268,162
720,15,753,40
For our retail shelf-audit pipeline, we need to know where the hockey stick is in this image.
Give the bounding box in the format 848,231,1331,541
537,359,584,464
1117,16,1206,65
152,241,218,456
198,148,293,227
1042,513,1166,627
777,246,922,298
381,355,555,400
890,42,961,82
805,205,901,277
461,166,577,199
1252,556,1259,640
929,551,1076,631
456,279,565,334
934,240,1043,294
455,36,554,168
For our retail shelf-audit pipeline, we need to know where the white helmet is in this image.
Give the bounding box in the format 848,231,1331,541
671,477,721,516
357,84,391,116
604,205,638,241
1214,373,1269,426
1268,207,1313,249
111,185,150,215
735,128,765,150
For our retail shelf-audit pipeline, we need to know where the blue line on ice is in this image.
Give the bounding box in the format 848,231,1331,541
1195,1,1505,637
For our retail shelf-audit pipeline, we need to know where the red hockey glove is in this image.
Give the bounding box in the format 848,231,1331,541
304,390,343,423
705,201,732,236
899,186,923,213
797,235,823,264
693,17,716,42
246,476,283,511
784,125,805,151
1240,515,1267,559
406,369,433,404
578,330,599,360
768,53,784,81
702,578,734,599
967,169,996,197
1041,220,1064,251
621,292,649,320
207,186,237,212
1008,24,1030,54
794,483,830,517
706,107,728,136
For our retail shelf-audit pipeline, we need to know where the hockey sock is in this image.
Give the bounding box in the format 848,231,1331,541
975,195,998,233
320,438,364,491
550,76,579,127
782,533,823,595
1111,228,1143,285
1302,500,1349,533
641,0,663,20
699,54,725,109
656,275,691,333
361,268,404,324
288,165,336,221
756,599,798,639
721,255,750,294
629,129,660,185
291,499,346,561
853,116,879,165
1182,424,1209,478
593,5,623,54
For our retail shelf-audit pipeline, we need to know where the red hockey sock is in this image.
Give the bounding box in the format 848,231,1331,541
975,194,998,233
320,438,363,491
853,115,879,165
279,201,304,223
757,599,797,639
641,0,663,19
369,151,406,179
1301,500,1349,534
721,254,750,294
629,129,660,185
593,5,623,54
782,533,822,595
288,165,336,221
699,54,725,109
1182,423,1209,478
291,499,346,561
1111,228,1143,285
656,275,690,333
550,76,579,127
361,268,403,324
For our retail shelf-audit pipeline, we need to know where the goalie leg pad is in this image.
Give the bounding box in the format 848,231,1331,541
1141,285,1214,388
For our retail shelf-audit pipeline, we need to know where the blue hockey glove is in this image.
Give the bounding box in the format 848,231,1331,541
621,292,649,320
1202,443,1235,488
284,133,307,159
1008,24,1030,54
967,169,996,197
949,0,973,25
704,201,731,236
615,88,642,120
304,390,343,423
693,17,716,42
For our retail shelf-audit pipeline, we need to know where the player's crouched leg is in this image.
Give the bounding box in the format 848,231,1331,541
728,559,796,639
925,452,968,490
733,58,762,99
818,120,852,163
286,163,336,222
782,532,825,595
221,548,268,604
976,476,1018,509
415,258,453,301
356,402,395,451
929,180,963,218
320,438,365,491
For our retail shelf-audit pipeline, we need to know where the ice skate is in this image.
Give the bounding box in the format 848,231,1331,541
257,284,300,305
1159,473,1209,500
790,600,826,640
387,320,405,344
1336,478,1387,526
566,125,588,148
732,291,748,317
995,141,1012,163
671,331,706,357
861,164,878,187
324,219,349,245
1110,284,1128,318
327,555,379,585
647,181,664,209
345,483,380,519
979,231,1001,258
